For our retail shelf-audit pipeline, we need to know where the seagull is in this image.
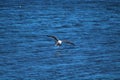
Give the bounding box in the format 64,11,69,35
47,35,75,46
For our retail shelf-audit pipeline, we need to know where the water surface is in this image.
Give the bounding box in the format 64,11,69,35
0,0,120,80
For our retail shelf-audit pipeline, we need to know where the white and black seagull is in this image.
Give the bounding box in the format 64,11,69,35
47,35,75,46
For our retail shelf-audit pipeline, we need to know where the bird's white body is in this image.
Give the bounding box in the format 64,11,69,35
55,40,62,46
58,40,62,44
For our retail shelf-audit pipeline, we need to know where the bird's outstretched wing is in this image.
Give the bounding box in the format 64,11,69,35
47,35,58,41
63,40,75,46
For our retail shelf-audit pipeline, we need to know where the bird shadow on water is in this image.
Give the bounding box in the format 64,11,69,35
52,46,64,57
53,45,75,57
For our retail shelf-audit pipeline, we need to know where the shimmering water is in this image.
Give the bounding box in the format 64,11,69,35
0,0,120,80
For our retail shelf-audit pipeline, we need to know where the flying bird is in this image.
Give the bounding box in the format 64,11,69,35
47,35,75,46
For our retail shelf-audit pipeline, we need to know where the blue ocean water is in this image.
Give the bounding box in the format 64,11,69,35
0,0,120,80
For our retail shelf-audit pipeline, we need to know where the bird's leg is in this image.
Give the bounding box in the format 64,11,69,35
55,42,58,46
